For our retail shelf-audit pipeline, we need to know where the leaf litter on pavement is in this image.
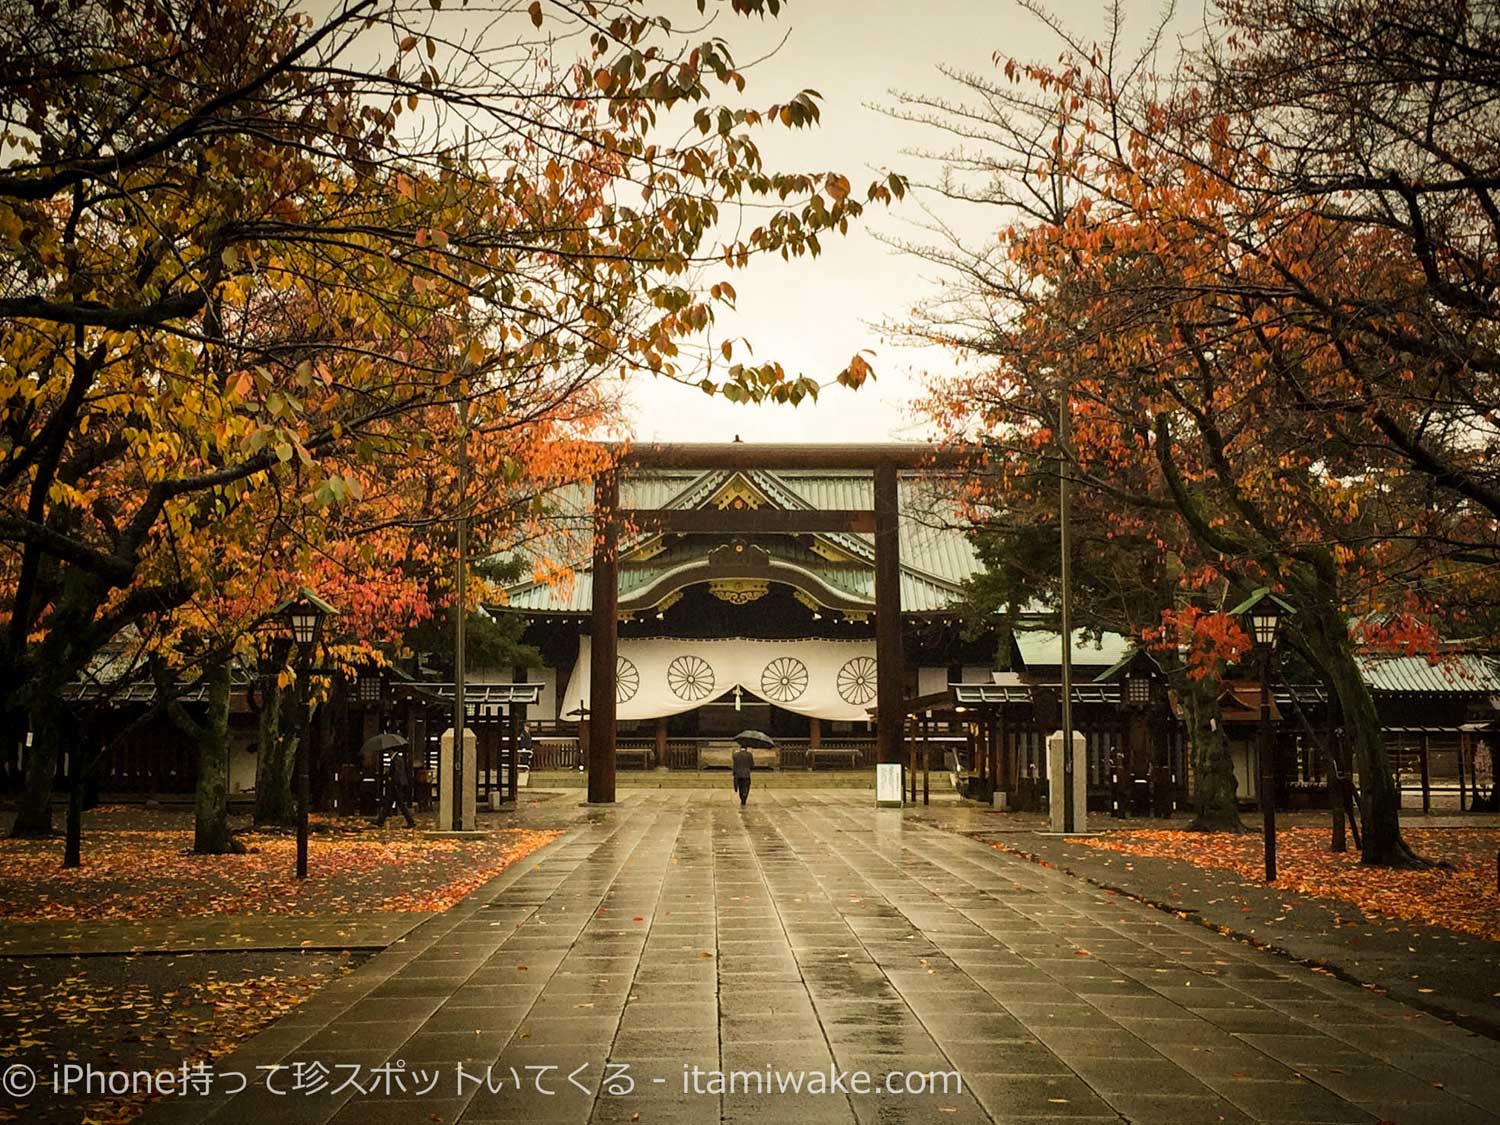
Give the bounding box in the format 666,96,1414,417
0,806,560,922
1067,827,1500,941
0,952,357,1125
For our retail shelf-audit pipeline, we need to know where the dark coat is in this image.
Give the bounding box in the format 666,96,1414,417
731,747,754,780
387,752,412,791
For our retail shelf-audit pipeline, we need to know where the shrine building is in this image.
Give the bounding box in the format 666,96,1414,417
490,444,998,786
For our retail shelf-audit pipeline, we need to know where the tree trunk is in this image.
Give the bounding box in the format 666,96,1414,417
254,673,297,827
11,697,61,838
9,571,127,837
191,660,243,855
1182,673,1247,832
1297,595,1417,866
994,602,1017,671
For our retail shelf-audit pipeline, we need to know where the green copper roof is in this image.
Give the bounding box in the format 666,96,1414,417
1356,654,1500,696
498,468,980,615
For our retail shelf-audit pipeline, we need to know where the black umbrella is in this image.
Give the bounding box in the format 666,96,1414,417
734,730,776,748
361,732,408,755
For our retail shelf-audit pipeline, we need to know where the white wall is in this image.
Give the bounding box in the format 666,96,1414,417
230,730,258,795
468,664,558,722
1231,738,1259,802
918,666,949,697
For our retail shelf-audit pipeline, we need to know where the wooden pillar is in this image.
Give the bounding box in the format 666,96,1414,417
654,716,668,770
998,705,1009,798
989,716,1001,797
507,704,520,804
809,716,821,749
922,714,931,805
874,463,904,765
1420,734,1431,814
588,470,619,803
907,716,917,802
1458,733,1468,812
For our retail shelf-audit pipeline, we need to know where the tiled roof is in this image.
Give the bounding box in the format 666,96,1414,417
952,682,1122,705
498,466,981,614
1356,654,1500,696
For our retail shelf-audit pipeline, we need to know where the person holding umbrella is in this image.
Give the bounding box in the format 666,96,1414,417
367,732,416,828
732,730,774,807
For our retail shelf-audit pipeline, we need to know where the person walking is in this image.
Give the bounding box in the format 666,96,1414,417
732,743,754,806
375,745,417,827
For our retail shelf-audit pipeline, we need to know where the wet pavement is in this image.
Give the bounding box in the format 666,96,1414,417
133,791,1500,1124
908,800,1500,1039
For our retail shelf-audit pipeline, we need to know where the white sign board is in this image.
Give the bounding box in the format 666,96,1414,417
875,762,904,808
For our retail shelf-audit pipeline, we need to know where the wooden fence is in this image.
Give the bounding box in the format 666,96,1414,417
528,737,879,771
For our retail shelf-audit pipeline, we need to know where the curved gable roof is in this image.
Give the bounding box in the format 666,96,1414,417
498,467,979,615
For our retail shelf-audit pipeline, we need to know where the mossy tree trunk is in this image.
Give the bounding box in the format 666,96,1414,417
1295,589,1417,866
1181,673,1247,832
254,671,297,827
11,693,62,838
10,568,124,838
167,658,244,855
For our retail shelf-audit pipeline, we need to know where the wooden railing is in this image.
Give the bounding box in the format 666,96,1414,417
531,737,581,771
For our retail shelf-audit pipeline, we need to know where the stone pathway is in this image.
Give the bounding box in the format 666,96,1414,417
135,792,1500,1124
908,800,1500,1038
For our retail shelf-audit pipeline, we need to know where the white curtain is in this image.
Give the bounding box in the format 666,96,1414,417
561,636,880,722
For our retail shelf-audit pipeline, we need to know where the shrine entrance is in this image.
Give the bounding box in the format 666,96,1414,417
583,443,964,803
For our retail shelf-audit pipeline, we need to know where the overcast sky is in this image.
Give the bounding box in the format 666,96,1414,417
320,0,1177,445
621,0,1164,445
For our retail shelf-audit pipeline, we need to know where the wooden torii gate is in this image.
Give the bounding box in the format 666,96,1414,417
585,442,964,804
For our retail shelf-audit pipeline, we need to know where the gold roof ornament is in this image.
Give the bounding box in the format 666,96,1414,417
709,472,768,510
709,579,769,605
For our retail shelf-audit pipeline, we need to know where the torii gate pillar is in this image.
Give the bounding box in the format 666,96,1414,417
587,470,618,804
874,463,904,766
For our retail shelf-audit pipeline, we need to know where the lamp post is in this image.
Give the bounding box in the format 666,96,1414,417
453,399,469,831
278,589,337,880
1232,588,1293,882
1058,383,1076,833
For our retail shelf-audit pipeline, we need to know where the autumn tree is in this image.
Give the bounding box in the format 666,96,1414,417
896,4,1250,834
1196,0,1500,535
896,1,1498,864
0,0,903,837
941,413,1251,831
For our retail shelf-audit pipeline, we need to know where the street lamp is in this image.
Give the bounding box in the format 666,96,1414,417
1248,603,1282,649
1231,588,1295,882
276,588,338,880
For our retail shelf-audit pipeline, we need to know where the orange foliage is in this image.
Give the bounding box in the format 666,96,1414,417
1071,827,1500,942
0,810,560,922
